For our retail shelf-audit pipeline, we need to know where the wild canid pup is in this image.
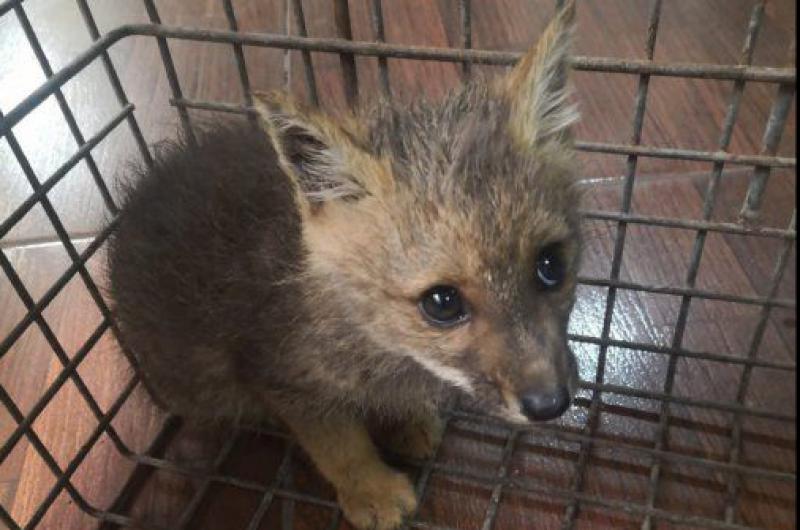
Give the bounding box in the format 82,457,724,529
108,2,581,528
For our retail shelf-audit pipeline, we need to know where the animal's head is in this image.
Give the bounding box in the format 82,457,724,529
255,2,581,424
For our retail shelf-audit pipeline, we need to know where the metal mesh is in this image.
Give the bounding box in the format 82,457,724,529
0,0,795,529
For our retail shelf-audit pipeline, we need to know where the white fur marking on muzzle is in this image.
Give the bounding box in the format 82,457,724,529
407,353,475,395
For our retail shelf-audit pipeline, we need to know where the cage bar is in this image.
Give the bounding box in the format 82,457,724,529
94,95,799,169
577,275,794,308
575,140,795,168
641,4,771,525
174,432,241,529
579,379,794,422
243,442,297,530
448,410,794,482
0,262,113,468
3,25,797,136
0,114,136,380
580,209,795,237
562,2,664,528
479,430,518,530
74,0,153,167
0,0,23,18
370,0,392,97
740,81,796,222
114,24,798,82
0,104,132,240
567,333,795,372
333,0,359,107
95,416,184,530
140,0,195,144
0,221,113,360
290,0,320,105
0,381,93,527
0,252,127,456
25,377,140,529
399,417,453,530
0,504,18,530
221,0,259,129
723,212,796,523
459,0,472,80
0,119,133,458
90,419,777,530
10,2,118,214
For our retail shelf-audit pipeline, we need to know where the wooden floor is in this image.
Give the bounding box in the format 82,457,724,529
0,1,795,529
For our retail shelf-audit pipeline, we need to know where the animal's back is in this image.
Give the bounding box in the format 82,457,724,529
107,122,303,421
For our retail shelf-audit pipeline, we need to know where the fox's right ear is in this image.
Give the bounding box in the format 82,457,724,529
497,0,578,149
253,91,388,215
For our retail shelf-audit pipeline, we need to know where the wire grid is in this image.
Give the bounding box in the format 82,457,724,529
0,0,795,529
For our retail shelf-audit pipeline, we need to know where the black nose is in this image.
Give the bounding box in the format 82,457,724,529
520,386,571,421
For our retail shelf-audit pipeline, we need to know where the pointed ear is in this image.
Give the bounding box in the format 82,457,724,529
253,91,380,214
499,0,578,148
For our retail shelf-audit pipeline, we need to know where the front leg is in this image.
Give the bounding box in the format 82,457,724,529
284,413,417,530
371,409,444,461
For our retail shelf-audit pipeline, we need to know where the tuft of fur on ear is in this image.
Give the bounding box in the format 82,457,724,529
501,0,578,148
253,91,372,210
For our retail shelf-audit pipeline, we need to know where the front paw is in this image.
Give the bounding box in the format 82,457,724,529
339,470,417,530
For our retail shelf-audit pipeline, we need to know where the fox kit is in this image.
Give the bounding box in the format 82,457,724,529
108,3,580,529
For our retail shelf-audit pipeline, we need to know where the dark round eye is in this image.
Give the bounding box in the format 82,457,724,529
419,285,468,327
535,244,565,289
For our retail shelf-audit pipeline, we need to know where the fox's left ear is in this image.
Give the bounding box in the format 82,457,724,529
252,91,391,218
498,0,578,148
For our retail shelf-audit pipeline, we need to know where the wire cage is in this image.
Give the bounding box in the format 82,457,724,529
0,0,795,529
